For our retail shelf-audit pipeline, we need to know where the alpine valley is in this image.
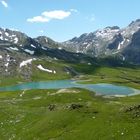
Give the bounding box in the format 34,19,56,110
0,19,140,140
1,19,140,82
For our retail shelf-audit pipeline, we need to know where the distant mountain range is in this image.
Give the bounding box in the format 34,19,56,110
62,19,140,64
0,27,94,78
0,19,140,78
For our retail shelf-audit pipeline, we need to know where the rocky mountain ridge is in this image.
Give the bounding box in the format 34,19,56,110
62,19,140,64
0,28,94,79
0,19,140,79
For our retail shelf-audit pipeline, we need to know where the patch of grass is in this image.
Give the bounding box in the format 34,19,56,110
0,89,140,139
0,59,140,90
0,76,25,87
74,65,140,89
0,61,140,139
31,59,72,81
0,59,72,87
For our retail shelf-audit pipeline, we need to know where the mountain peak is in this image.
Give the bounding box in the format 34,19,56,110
105,26,120,30
129,19,140,27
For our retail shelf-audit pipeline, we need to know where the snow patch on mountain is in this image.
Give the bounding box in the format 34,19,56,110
9,47,19,51
20,58,36,68
117,39,125,50
0,35,3,40
14,37,18,44
37,65,56,73
95,27,119,40
41,47,48,50
31,44,36,48
5,62,9,67
24,49,34,55
5,32,9,37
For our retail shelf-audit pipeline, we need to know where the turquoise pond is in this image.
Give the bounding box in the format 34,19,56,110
0,80,139,96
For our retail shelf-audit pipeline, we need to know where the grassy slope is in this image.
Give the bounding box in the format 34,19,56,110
0,59,72,87
31,60,72,81
1,60,140,90
72,64,140,89
0,89,139,140
0,60,140,139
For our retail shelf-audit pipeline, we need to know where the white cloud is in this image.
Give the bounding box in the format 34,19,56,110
27,10,72,23
70,9,78,13
27,16,50,23
86,15,95,22
39,30,44,33
1,0,8,8
42,10,71,20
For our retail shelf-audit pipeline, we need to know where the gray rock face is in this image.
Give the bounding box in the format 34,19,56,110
108,33,123,50
63,26,120,55
122,29,140,64
0,28,95,77
0,28,43,55
0,18,140,76
62,19,140,64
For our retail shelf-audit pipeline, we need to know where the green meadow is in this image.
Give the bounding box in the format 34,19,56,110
0,60,140,140
0,88,140,140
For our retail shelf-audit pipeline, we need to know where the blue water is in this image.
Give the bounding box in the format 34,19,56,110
0,80,139,96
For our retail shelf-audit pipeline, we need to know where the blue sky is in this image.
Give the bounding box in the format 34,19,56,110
0,0,140,42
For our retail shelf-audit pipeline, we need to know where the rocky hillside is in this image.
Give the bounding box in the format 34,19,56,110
63,19,140,64
0,28,95,80
0,19,140,80
122,29,140,64
35,36,63,50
